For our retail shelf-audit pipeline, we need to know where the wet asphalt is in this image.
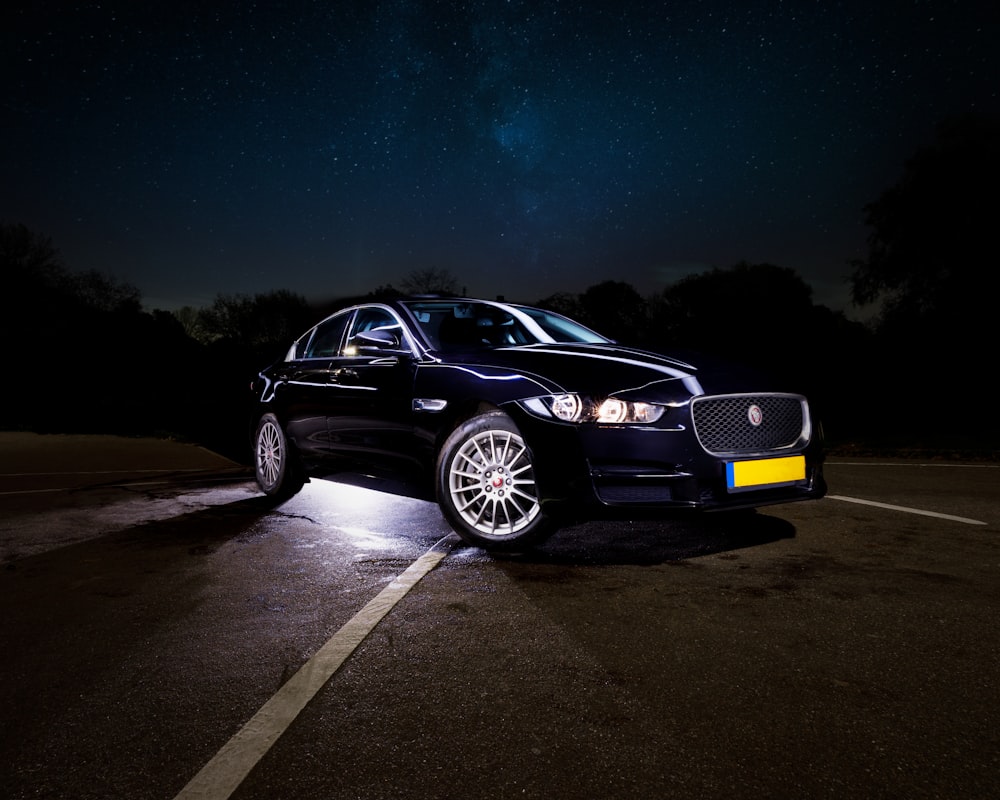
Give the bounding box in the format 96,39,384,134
1,432,998,799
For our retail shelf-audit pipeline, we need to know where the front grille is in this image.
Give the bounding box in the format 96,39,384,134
596,485,675,504
692,393,806,455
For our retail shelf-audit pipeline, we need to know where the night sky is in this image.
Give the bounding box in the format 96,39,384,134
3,1,996,315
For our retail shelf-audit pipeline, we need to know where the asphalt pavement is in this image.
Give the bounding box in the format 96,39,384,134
0,430,247,478
2,430,999,799
0,431,254,562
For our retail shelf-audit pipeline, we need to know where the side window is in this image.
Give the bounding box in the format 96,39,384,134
303,314,350,359
344,307,406,355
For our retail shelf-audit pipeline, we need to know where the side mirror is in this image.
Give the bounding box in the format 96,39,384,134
354,329,401,351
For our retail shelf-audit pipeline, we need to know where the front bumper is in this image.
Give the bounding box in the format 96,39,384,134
589,460,827,510
506,403,826,515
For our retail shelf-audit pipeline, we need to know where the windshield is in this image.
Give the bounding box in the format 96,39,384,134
401,299,610,350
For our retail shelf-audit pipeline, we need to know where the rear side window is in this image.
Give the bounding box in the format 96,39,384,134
303,313,350,358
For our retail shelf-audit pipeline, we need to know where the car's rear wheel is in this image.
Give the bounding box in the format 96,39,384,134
436,411,552,551
254,413,305,501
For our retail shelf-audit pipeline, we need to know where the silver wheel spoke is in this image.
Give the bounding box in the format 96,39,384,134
257,422,282,488
448,426,540,538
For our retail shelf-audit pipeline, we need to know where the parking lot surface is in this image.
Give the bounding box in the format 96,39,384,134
1,432,998,799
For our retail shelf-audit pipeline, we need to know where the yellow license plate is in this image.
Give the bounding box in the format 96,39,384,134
726,455,806,491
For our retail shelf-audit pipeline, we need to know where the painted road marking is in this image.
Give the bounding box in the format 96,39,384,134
172,534,460,800
827,495,987,525
0,469,212,476
826,461,999,469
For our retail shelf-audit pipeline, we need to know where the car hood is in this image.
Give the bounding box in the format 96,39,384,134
435,342,768,400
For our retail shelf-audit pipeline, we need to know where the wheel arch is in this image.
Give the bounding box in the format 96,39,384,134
431,399,504,457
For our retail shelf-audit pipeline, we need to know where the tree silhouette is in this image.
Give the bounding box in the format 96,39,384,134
848,113,999,443
850,113,999,335
1,222,64,290
646,262,871,436
651,262,814,357
576,280,648,344
399,266,461,295
178,290,313,362
0,222,196,436
534,291,585,322
1,221,141,317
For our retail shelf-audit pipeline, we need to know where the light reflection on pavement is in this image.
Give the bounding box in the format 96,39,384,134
0,481,262,562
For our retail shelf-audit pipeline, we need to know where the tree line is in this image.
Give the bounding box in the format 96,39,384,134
1,113,996,460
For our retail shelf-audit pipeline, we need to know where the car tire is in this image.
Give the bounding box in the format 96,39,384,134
436,411,552,551
253,413,305,501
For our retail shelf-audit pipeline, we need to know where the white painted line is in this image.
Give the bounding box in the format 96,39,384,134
173,534,460,800
0,488,75,496
0,475,251,496
827,494,987,525
826,461,999,469
0,469,230,476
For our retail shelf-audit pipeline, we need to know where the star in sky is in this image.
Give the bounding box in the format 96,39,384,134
3,1,996,314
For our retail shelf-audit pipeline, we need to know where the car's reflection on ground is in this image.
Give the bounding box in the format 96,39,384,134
269,476,796,568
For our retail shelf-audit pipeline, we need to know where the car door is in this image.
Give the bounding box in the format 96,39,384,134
268,311,352,460
324,305,422,476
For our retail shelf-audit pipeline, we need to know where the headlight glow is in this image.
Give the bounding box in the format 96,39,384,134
597,397,628,423
551,393,584,421
533,394,665,424
627,401,663,423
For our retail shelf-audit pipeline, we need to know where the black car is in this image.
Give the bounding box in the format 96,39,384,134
251,296,826,551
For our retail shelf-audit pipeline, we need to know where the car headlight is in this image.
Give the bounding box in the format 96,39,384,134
523,394,665,424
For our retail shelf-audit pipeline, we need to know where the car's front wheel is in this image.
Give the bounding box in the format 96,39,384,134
253,413,305,501
436,411,552,551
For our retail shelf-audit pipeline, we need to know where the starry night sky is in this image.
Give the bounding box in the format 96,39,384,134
3,1,996,315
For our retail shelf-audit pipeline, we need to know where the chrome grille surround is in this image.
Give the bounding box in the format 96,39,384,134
691,393,809,455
